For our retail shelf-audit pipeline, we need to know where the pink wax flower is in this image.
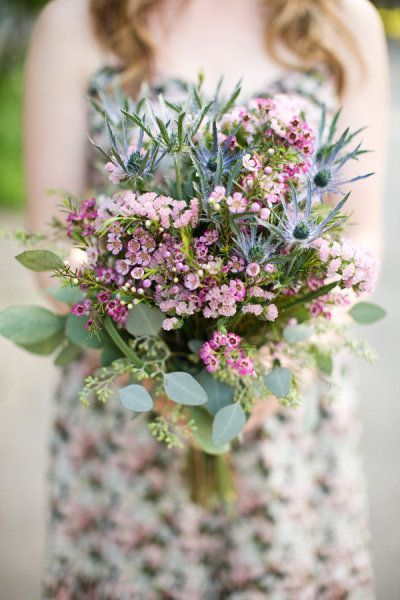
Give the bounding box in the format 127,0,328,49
71,300,92,317
246,263,261,278
227,192,247,214
162,317,180,331
242,153,262,172
131,267,145,279
97,291,111,304
264,304,279,321
184,273,201,291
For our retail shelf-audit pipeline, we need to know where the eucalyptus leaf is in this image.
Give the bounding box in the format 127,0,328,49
349,302,386,325
54,342,82,366
126,304,164,337
188,339,203,354
313,350,333,376
0,305,64,346
264,367,292,398
196,370,234,416
15,250,63,272
212,402,246,446
21,330,65,356
164,371,208,406
101,344,122,367
46,285,84,305
119,384,154,412
65,314,107,349
283,323,313,343
190,407,229,455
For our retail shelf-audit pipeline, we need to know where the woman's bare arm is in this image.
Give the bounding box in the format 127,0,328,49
339,0,389,258
24,0,104,234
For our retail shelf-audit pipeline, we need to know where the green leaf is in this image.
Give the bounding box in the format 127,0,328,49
126,304,165,337
65,313,107,348
283,323,313,343
164,371,208,406
46,285,84,304
196,370,234,416
101,343,122,367
15,250,63,272
190,407,229,455
188,339,203,354
349,302,386,325
54,342,82,366
264,367,292,398
212,402,246,446
0,305,64,346
21,330,65,356
312,349,333,376
119,384,154,412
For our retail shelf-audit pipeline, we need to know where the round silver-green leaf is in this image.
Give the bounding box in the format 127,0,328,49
212,402,246,446
164,371,208,406
349,302,386,324
196,370,234,416
264,366,292,398
0,305,64,346
119,384,154,412
283,323,313,343
126,304,165,337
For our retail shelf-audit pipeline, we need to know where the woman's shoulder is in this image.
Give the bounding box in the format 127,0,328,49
341,0,385,36
31,0,107,80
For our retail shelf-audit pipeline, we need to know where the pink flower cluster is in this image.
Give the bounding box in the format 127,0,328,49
200,332,256,376
101,192,199,230
66,198,98,237
314,238,379,294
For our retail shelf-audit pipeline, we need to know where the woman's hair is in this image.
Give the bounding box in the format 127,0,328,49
90,0,361,96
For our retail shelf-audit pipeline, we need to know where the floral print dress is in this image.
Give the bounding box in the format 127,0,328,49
43,71,375,600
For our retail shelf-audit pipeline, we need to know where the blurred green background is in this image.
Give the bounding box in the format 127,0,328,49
0,0,399,210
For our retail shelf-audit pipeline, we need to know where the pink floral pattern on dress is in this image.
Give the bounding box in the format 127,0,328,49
43,70,375,600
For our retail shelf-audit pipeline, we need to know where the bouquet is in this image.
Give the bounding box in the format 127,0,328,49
0,76,385,505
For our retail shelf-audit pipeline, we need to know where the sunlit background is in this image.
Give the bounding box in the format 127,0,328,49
0,1,399,598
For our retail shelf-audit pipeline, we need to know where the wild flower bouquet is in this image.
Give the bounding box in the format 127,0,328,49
0,77,385,504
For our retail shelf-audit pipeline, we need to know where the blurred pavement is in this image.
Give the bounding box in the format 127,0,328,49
0,41,399,600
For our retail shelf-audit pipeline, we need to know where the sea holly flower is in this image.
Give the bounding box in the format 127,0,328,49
311,108,373,199
262,181,349,247
235,225,275,265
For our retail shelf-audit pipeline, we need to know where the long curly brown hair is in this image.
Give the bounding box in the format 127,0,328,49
90,0,361,96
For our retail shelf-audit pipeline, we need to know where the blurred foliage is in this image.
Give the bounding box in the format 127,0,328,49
0,65,24,209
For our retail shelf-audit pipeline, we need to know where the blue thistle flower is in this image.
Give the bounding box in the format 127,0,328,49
311,108,373,199
259,181,349,247
234,225,276,264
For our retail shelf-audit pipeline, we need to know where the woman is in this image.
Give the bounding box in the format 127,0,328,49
25,0,388,597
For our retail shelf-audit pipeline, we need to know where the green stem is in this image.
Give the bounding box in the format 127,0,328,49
104,317,143,368
174,154,183,198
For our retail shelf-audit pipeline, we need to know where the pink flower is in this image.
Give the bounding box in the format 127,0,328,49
131,267,145,279
227,192,247,214
242,304,263,316
97,291,110,304
184,273,200,290
242,153,262,172
71,300,91,317
264,304,278,321
246,263,261,277
162,317,180,331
